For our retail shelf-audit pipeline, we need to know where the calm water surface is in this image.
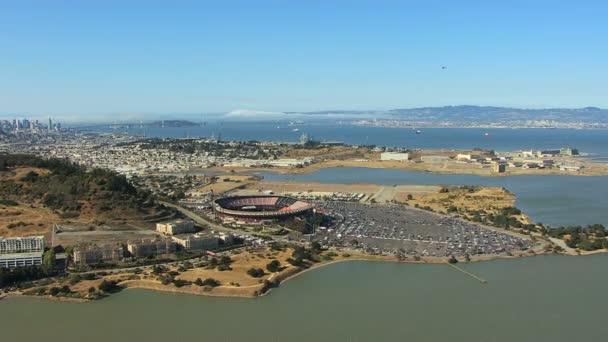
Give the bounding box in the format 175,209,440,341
1,255,607,342
258,167,608,227
100,124,608,158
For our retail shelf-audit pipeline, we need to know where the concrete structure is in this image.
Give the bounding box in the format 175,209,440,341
380,152,409,161
0,236,44,254
73,246,123,265
560,164,582,172
156,219,195,235
420,155,450,162
560,147,579,156
0,252,43,268
213,195,314,220
493,162,507,173
456,154,482,161
127,239,177,258
172,233,219,251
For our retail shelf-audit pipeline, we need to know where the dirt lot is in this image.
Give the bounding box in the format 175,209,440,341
195,175,257,194
244,181,381,194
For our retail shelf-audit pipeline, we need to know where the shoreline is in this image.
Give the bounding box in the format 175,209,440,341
3,249,607,303
199,159,608,177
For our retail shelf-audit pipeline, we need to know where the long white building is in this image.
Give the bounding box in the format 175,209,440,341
0,236,45,254
0,236,45,268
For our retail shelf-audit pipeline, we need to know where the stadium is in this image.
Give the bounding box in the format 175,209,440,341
213,195,314,223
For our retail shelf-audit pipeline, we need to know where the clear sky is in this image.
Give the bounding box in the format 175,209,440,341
1,0,607,118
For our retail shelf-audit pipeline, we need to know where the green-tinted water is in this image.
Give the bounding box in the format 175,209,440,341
1,254,607,341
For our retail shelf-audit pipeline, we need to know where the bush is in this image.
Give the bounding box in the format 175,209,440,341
98,280,121,293
69,274,82,285
0,199,19,206
201,278,220,287
247,268,265,278
266,260,281,273
172,279,191,288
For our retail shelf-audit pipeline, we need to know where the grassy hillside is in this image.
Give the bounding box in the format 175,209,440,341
0,154,174,231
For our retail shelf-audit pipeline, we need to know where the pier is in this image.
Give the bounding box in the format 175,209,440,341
447,263,488,284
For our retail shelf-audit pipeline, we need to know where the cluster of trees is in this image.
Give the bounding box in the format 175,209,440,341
246,267,265,278
0,154,159,217
286,246,317,267
194,277,220,287
546,224,608,251
207,256,233,271
0,250,56,288
265,260,281,273
98,280,121,293
0,266,47,288
131,138,275,159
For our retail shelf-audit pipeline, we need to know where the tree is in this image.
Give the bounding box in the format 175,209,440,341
201,278,220,287
311,241,322,254
247,268,265,278
194,278,204,286
69,274,82,285
266,260,281,273
98,280,121,293
41,249,56,275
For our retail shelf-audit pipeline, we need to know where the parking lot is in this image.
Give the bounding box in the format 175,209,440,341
314,202,534,257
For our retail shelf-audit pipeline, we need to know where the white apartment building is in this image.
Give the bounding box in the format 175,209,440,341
156,219,195,235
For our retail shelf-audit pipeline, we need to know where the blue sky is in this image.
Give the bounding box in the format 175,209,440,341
1,0,607,118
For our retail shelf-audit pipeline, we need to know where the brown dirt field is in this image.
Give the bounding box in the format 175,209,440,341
400,186,516,214
196,175,256,194
208,155,608,177
0,203,55,238
244,181,382,194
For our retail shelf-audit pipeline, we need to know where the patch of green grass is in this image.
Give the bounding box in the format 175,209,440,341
0,199,19,206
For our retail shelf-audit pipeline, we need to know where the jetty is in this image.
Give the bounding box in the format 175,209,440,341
447,263,488,284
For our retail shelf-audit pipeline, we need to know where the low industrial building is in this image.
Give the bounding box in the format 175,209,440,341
0,252,43,268
156,219,195,235
380,152,409,161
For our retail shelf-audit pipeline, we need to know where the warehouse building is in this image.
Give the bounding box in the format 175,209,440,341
380,152,409,161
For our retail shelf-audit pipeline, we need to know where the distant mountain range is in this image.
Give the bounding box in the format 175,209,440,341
386,106,608,123
286,106,608,125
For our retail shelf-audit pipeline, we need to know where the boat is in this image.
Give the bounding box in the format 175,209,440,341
484,132,490,137
292,128,300,132
415,130,422,134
